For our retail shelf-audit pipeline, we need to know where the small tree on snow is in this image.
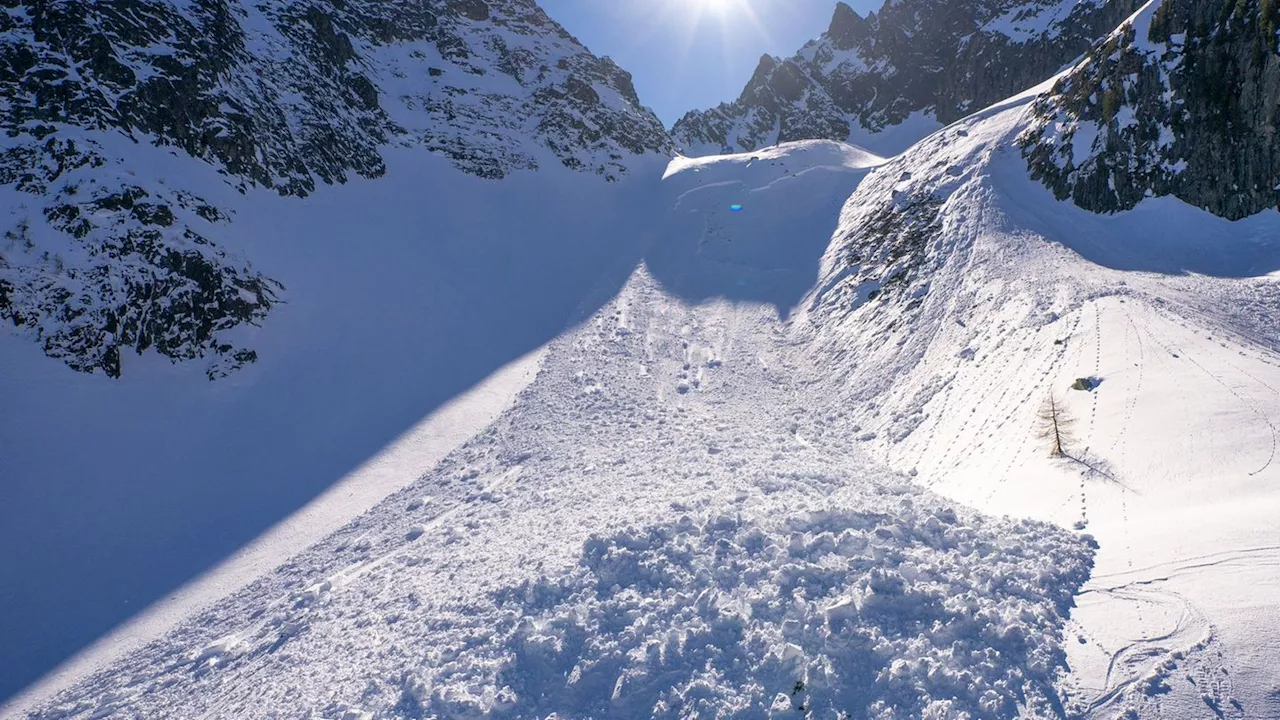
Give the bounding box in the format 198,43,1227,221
1036,393,1076,457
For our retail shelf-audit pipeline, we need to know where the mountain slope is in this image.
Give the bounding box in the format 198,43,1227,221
0,0,671,378
19,82,1280,716
0,142,683,709
0,0,682,701
671,0,1142,157
797,75,1280,718
7,0,1280,717
10,141,1100,720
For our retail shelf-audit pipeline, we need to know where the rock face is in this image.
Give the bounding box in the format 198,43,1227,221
0,139,284,379
0,0,671,377
671,0,1142,157
1022,0,1280,220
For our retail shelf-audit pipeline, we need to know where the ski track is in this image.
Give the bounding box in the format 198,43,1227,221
928,307,1081,489
1081,302,1102,454
925,326,1026,478
1074,545,1280,718
1107,310,1146,458
960,326,1041,466
1084,582,1213,717
902,370,958,475
1148,303,1280,480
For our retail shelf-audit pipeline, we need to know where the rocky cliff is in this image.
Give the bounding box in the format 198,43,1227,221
0,0,672,377
671,0,1142,157
1022,0,1280,220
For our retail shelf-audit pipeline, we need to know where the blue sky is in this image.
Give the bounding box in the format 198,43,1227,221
538,0,879,127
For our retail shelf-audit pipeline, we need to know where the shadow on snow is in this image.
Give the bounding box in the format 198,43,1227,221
0,150,865,704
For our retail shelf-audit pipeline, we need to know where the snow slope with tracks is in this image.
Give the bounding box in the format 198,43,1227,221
798,97,1280,718
10,99,1280,719
12,142,1104,720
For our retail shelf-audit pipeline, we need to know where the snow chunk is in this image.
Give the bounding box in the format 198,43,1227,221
410,508,1093,717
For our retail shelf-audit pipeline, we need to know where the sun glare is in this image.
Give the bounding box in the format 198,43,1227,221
678,0,768,39
680,0,757,22
642,0,771,85
700,0,738,15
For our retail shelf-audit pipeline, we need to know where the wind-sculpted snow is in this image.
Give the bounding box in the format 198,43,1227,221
407,508,1093,719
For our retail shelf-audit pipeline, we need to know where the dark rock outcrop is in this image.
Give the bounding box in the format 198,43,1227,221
1022,0,1280,220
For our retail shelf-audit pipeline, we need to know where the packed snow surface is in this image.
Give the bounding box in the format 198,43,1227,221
8,98,1280,720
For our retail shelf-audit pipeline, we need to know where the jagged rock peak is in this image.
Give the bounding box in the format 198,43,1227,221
828,2,871,49
671,0,1144,158
743,54,780,95
1022,0,1280,220
0,0,672,190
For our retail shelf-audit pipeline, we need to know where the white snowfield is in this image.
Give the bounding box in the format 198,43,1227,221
7,99,1280,720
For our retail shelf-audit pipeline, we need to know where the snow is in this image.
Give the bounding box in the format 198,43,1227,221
6,136,1099,719
664,140,883,181
653,141,884,317
846,111,943,158
676,109,938,162
5,345,544,714
800,93,1280,718
403,507,1090,718
0,137,669,706
1027,0,1182,187
7,51,1280,720
980,0,1087,42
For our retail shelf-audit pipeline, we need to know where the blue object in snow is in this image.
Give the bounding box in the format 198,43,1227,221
729,204,744,212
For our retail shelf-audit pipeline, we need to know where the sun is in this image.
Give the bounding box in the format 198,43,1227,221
696,0,750,18
675,0,768,34
661,0,758,23
699,0,737,14
644,0,772,81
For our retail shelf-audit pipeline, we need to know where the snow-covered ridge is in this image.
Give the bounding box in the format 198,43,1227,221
653,140,884,317
670,0,1143,158
664,140,884,180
